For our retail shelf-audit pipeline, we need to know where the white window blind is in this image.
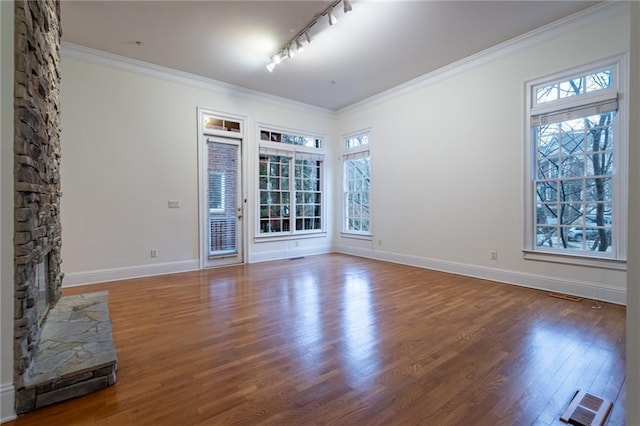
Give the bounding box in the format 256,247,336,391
207,141,238,255
531,96,618,126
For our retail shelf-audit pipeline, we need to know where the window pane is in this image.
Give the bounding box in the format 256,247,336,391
585,71,612,92
536,182,557,203
558,78,583,98
536,226,558,247
536,84,558,104
561,131,584,155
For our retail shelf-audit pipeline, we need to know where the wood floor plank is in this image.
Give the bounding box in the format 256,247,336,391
6,254,626,425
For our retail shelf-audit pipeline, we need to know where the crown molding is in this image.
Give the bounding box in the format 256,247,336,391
338,1,631,116
61,42,336,119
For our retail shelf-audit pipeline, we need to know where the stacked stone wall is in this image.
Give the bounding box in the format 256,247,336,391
13,0,63,395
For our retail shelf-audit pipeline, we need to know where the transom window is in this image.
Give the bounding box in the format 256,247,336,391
534,69,612,105
342,131,371,235
525,59,626,265
258,127,324,236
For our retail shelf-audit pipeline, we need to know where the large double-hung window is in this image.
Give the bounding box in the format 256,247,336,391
525,58,626,266
342,131,371,235
258,128,324,236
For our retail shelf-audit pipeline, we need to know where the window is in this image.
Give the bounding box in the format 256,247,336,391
258,127,324,236
525,59,626,265
342,131,371,235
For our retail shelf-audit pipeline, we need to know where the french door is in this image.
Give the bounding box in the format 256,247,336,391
202,135,243,268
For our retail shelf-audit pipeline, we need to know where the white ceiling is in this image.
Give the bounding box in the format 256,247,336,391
60,1,599,111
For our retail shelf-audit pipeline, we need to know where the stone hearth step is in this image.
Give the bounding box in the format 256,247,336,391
16,291,117,414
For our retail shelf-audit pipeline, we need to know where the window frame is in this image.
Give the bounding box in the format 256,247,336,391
341,129,372,238
523,56,627,270
255,125,326,240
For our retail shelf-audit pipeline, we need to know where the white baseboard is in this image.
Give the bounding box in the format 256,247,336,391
249,245,332,264
0,383,16,423
63,246,333,286
61,248,626,305
63,259,200,287
336,245,626,305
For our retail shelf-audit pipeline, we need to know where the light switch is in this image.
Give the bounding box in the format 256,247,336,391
168,200,180,208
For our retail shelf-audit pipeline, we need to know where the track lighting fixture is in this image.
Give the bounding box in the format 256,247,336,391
266,0,353,72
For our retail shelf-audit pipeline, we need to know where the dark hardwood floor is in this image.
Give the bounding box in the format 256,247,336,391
7,253,626,425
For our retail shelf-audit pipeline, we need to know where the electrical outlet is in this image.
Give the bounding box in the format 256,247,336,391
490,250,498,261
295,240,299,247
168,200,180,208
378,239,382,246
151,249,158,258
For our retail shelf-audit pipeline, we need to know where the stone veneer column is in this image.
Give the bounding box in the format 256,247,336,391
13,0,63,394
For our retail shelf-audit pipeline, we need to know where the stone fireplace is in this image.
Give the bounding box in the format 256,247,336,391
13,0,64,392
13,0,116,414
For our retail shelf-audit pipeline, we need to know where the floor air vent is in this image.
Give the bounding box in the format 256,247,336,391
560,390,612,426
548,292,583,302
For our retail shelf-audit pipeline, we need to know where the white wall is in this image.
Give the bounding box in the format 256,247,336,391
0,1,16,422
60,51,336,285
336,5,630,304
626,3,639,425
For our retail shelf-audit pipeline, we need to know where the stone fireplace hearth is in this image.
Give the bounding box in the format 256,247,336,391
16,292,117,413
13,0,116,414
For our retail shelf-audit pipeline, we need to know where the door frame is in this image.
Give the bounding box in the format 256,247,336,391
197,107,248,269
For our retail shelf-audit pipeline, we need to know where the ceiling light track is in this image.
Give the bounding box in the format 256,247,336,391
266,0,352,72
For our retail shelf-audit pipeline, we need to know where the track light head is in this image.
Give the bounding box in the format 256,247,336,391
273,52,282,64
295,37,304,52
343,0,352,14
266,61,276,72
304,30,312,45
328,9,337,25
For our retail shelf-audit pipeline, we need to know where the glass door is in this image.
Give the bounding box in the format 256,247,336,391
205,136,242,267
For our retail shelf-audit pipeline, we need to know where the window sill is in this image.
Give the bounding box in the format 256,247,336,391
340,232,372,241
254,231,327,243
523,250,626,271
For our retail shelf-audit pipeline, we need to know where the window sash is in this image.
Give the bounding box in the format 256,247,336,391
342,155,371,234
342,131,372,235
531,111,616,255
